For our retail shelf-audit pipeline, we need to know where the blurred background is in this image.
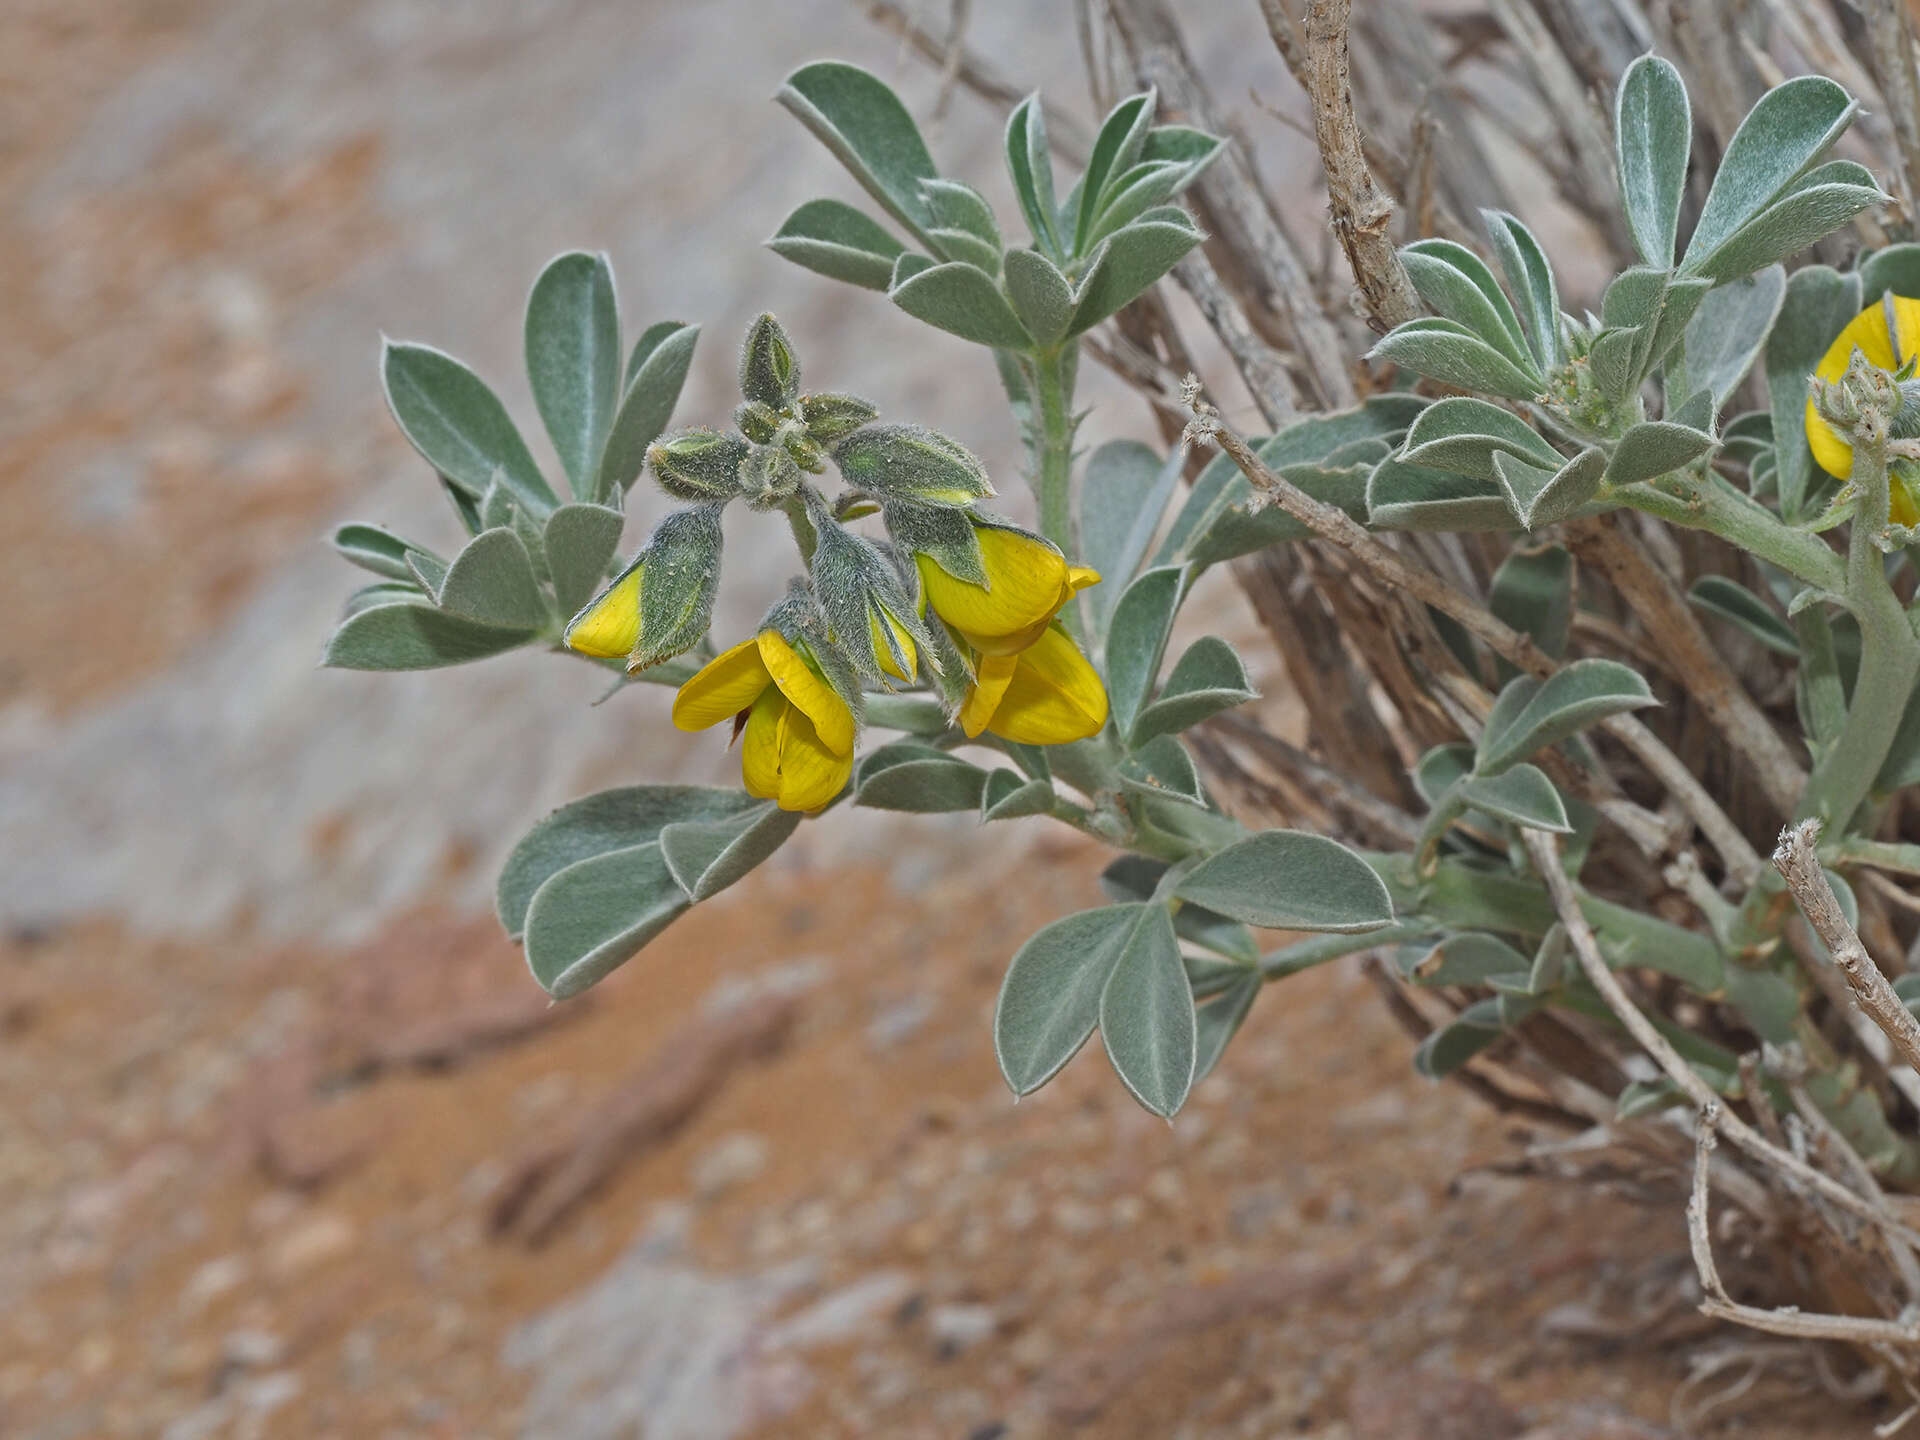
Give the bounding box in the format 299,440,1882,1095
0,2,1814,1436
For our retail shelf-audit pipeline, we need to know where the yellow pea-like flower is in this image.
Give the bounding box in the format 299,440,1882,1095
917,525,1098,653
563,556,645,659
1805,294,1920,525
672,630,855,812
958,622,1109,745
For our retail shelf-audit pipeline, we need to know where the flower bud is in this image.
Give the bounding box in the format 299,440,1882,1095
735,400,781,445
738,443,803,510
834,423,995,507
648,429,746,502
799,391,880,445
629,503,725,672
810,514,935,686
739,312,801,409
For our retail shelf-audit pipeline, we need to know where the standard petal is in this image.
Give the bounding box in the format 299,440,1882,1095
916,525,1068,639
563,558,643,659
672,636,772,731
774,698,853,812
759,630,855,756
986,625,1109,745
739,685,785,800
960,652,1019,738
1066,564,1102,594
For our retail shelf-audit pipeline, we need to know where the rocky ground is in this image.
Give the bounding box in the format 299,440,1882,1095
0,1,1877,1436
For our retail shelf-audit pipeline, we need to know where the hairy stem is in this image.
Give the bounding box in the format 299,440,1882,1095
1030,344,1080,559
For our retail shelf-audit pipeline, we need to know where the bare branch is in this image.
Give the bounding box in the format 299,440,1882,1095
1775,820,1920,1079
1285,0,1422,330
1864,0,1920,224
1170,251,1300,426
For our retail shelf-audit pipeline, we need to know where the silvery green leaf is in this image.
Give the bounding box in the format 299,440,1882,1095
1680,266,1785,410
1407,931,1531,986
800,393,880,445
857,752,989,812
1720,408,1774,462
981,768,1053,821
1182,463,1370,565
1104,564,1189,737
996,904,1144,1095
1683,76,1859,272
1669,390,1716,432
1367,318,1541,402
1688,574,1800,656
1477,658,1657,775
883,500,986,586
649,428,748,503
1176,906,1259,967
1099,905,1195,1118
1130,635,1257,746
524,251,620,500
1588,327,1642,404
1527,924,1570,993
333,522,438,582
405,549,449,594
626,318,691,390
345,579,428,620
479,474,517,531
1413,742,1476,806
1098,854,1167,904
1457,764,1571,833
632,504,724,671
1076,90,1157,252
922,176,1000,243
1119,734,1207,807
892,251,936,289
1005,94,1062,256
1489,544,1572,664
1614,55,1692,268
497,784,762,937
1640,275,1714,375
1081,440,1180,624
523,842,688,998
1175,830,1394,933
738,313,801,409
322,599,537,672
1400,395,1563,481
435,526,548,629
595,322,699,500
1086,160,1187,248
1767,264,1859,520
1413,1001,1505,1078
1366,454,1514,531
862,692,950,735
778,61,939,248
1192,974,1259,1085
382,340,557,513
766,198,906,292
1066,217,1204,336
660,802,802,902
832,423,993,507
545,503,626,617
891,260,1033,349
1002,247,1074,347
1602,266,1668,328
1485,210,1562,367
1493,447,1606,530
1399,238,1534,372
1141,123,1222,175
1861,243,1920,306
1688,165,1885,282
1602,422,1717,487
927,229,999,275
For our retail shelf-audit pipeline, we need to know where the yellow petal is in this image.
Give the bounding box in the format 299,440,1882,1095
771,698,853,812
757,630,855,757
672,637,771,731
916,526,1068,639
1066,564,1101,594
871,606,918,682
986,625,1109,745
739,685,785,801
960,652,1019,738
563,559,643,659
1806,297,1917,480
1898,474,1920,528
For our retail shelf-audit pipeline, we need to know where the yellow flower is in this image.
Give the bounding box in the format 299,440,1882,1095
564,556,645,659
672,630,854,812
916,524,1101,656
957,622,1109,745
1805,294,1920,525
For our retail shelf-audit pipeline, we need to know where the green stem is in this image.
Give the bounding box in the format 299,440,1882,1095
1798,425,1920,827
1030,344,1080,561
1615,474,1847,593
782,494,818,566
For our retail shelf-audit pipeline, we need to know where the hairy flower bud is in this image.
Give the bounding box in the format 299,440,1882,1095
648,428,747,502
799,391,880,445
810,514,935,686
629,503,725,672
735,400,781,445
739,312,801,409
834,423,995,507
738,442,803,510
